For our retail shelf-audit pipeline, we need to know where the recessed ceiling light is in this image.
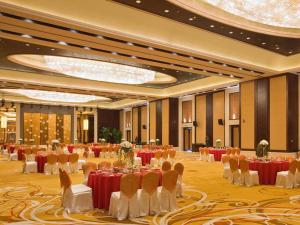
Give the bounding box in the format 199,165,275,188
203,70,207,72
21,34,32,38
189,67,193,70
25,43,30,47
189,18,194,21
230,75,234,78
223,64,227,66
262,42,266,45
83,46,90,50
229,31,234,34
51,48,55,51
127,42,133,46
176,70,179,72
162,68,165,70
96,35,103,39
246,37,251,40
131,56,136,58
136,0,141,3
210,25,214,28
289,51,293,54
209,60,213,63
240,32,244,34
58,41,68,45
164,9,169,13
112,52,118,55
172,52,177,55
219,73,223,75
189,56,194,59
276,46,280,50
24,19,33,23
70,29,77,33
239,67,243,70
148,46,154,50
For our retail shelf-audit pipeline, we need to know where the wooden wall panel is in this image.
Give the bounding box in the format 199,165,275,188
31,113,40,145
141,106,147,143
255,78,269,147
48,114,56,144
156,100,162,142
213,91,225,145
132,107,138,143
40,114,48,145
195,95,206,144
56,114,64,143
138,107,141,143
119,110,124,136
23,113,31,144
162,99,169,145
287,74,298,151
149,101,156,140
182,100,192,123
229,92,240,120
270,76,286,150
206,93,213,146
169,98,179,147
98,109,120,130
241,82,255,149
125,111,131,129
63,115,71,144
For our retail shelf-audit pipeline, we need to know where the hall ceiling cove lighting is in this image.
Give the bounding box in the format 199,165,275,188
1,89,110,103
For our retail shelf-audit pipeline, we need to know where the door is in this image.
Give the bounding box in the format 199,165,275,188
183,127,192,151
231,125,240,147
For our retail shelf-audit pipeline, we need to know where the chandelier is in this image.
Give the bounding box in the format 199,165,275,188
1,89,110,103
204,0,300,28
43,55,155,84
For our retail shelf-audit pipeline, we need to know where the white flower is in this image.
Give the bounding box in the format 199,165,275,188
156,139,160,142
52,139,60,144
18,138,23,141
150,139,155,143
259,140,269,145
120,141,132,149
216,139,221,142
29,139,35,142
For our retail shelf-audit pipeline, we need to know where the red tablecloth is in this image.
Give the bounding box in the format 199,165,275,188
17,148,25,161
209,149,226,161
35,155,48,173
87,169,162,210
248,160,289,185
92,147,102,157
67,145,74,153
9,145,15,153
137,151,155,166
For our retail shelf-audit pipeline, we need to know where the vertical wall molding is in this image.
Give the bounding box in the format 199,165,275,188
156,100,162,142
137,107,142,143
206,93,213,146
169,98,179,147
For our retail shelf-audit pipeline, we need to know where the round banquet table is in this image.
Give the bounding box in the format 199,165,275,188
35,154,48,173
87,169,162,210
92,147,102,157
208,149,226,161
248,160,289,185
67,145,74,153
17,148,25,161
137,151,155,166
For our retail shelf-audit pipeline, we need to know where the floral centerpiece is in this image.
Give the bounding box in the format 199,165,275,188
51,139,60,151
99,138,106,144
17,138,23,145
155,139,160,145
256,139,269,159
216,139,222,149
118,141,134,169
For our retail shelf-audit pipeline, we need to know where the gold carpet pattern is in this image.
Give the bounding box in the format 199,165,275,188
0,152,300,225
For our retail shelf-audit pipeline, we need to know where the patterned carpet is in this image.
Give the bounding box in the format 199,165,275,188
0,152,300,225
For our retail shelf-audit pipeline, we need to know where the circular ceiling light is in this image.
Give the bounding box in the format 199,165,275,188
1,89,110,103
8,54,176,85
204,0,300,28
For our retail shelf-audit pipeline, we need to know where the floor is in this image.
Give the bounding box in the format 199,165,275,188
0,152,299,225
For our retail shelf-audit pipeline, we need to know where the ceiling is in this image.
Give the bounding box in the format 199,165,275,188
0,0,298,108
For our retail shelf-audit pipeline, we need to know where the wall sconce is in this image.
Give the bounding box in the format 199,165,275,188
232,113,236,120
188,117,192,123
183,118,187,123
1,116,7,129
83,119,89,130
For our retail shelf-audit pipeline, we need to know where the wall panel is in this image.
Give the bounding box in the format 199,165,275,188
63,115,71,144
119,110,124,137
241,81,255,149
149,101,156,140
213,91,225,145
132,107,138,143
156,100,162,142
141,106,147,143
48,114,57,144
270,76,286,150
162,99,169,145
206,93,213,146
169,98,179,147
195,95,206,144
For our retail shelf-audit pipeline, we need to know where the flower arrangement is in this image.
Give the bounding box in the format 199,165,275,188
119,141,134,168
17,138,23,144
256,139,269,159
149,139,155,144
52,139,60,144
216,139,222,149
155,139,160,145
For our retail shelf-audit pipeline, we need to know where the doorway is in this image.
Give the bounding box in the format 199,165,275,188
126,130,131,142
183,127,192,151
230,125,240,147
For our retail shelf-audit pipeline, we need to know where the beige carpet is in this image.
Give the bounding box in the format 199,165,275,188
0,152,300,225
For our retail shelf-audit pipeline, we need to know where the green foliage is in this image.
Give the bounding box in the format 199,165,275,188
256,144,269,158
99,127,122,143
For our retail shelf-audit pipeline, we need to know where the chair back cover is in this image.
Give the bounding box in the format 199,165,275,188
31,148,39,155
142,172,159,195
24,148,32,155
289,160,297,174
239,159,249,173
162,161,172,172
226,148,231,155
69,153,79,163
58,154,68,164
155,151,162,159
47,154,58,165
229,157,238,172
98,161,111,170
169,150,176,159
174,162,184,175
59,169,71,192
162,150,169,160
162,170,178,192
235,148,240,155
113,160,126,168
120,174,139,198
204,148,209,155
231,148,236,155
239,155,246,160
222,155,230,164
297,160,300,172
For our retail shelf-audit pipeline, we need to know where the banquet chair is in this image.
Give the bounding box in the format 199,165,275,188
58,154,70,173
162,161,172,172
276,160,297,188
199,147,205,161
109,174,140,220
161,150,169,163
78,150,88,170
235,148,241,156
59,169,93,213
174,163,184,197
87,146,95,158
30,148,39,161
230,148,237,156
204,148,215,162
69,153,79,173
221,155,230,179
138,172,160,216
239,159,259,187
100,147,108,158
150,150,162,167
44,154,58,175
9,148,18,161
82,162,97,184
113,160,126,168
228,157,240,184
108,145,116,158
23,148,37,173
157,170,178,212
169,150,176,165
98,161,112,170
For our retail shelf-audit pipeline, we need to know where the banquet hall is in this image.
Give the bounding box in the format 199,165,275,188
0,0,300,224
